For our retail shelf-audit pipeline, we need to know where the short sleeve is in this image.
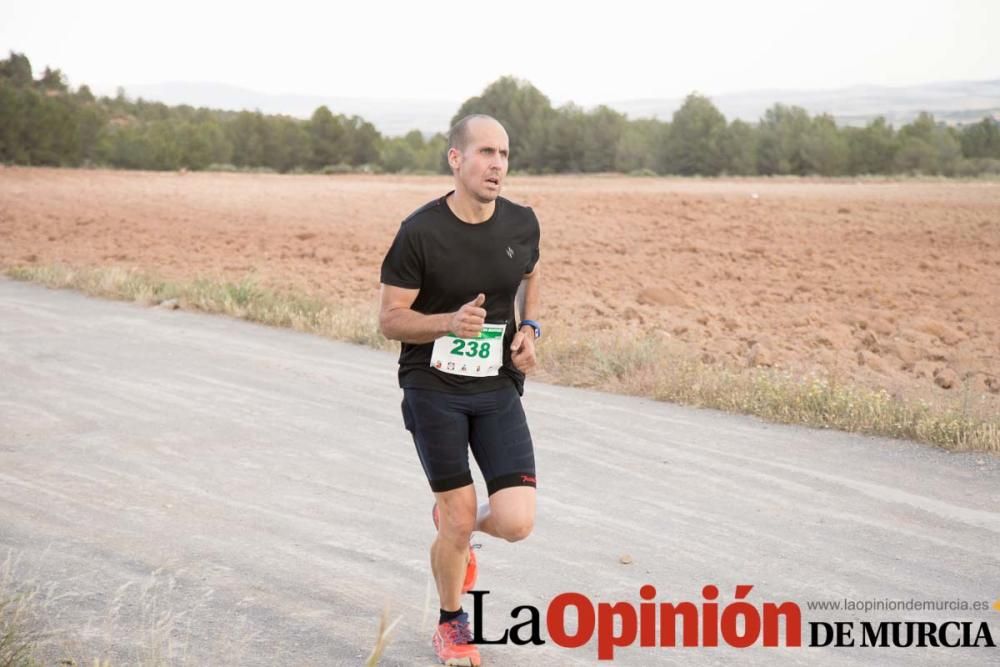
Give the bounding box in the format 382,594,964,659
524,208,540,275
380,222,423,289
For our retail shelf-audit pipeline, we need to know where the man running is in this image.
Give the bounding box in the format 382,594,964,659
379,114,541,666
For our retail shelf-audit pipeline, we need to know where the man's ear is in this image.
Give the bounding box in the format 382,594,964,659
447,147,461,171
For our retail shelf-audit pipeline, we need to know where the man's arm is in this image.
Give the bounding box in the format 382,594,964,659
516,264,540,328
511,264,540,373
379,284,486,344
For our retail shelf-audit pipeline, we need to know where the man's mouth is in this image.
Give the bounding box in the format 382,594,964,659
485,176,500,186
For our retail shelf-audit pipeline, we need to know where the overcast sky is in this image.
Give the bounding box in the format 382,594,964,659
2,0,997,104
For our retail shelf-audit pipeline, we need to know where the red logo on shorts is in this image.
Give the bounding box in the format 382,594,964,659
521,475,536,484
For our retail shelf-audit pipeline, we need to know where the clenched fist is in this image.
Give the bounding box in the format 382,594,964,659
510,327,537,374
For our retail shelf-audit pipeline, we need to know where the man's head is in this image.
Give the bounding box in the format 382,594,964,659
447,114,509,203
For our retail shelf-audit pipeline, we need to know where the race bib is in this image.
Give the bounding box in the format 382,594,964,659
430,323,506,377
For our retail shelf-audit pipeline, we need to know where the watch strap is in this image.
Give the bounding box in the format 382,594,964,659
519,319,541,339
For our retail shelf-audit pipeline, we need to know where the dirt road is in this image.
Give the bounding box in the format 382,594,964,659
1,279,998,665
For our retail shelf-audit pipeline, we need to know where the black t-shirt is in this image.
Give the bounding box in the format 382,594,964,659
380,192,540,395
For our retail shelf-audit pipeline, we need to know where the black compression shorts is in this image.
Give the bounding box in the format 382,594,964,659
401,385,536,495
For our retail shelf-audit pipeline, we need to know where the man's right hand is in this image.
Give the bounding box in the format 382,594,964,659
449,293,486,338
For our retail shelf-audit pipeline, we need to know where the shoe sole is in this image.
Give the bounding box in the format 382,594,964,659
443,658,479,667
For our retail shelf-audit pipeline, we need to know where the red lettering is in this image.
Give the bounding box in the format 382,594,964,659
660,602,699,647
597,602,637,660
702,584,719,647
639,585,657,646
547,593,595,648
720,600,761,647
762,602,802,647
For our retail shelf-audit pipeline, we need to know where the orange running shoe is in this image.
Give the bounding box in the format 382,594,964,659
432,503,478,593
432,612,481,666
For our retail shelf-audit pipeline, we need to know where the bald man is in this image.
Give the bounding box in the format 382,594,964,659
379,114,542,666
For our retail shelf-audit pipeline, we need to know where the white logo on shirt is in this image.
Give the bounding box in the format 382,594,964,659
506,246,514,259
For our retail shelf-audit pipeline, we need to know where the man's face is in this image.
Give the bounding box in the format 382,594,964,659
449,119,509,203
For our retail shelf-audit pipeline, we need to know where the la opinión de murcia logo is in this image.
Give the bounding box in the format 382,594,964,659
468,585,998,660
471,584,800,660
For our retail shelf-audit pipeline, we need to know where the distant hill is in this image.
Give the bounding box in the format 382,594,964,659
610,78,1000,128
100,82,458,137
103,78,1000,136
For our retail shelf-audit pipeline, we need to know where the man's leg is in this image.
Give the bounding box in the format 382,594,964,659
476,486,535,542
432,484,478,611
402,389,481,664
468,386,537,542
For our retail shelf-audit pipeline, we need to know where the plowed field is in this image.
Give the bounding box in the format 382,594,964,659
2,168,997,412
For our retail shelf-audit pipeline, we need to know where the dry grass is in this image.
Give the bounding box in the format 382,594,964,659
365,604,403,667
1,553,45,667
2,541,402,666
542,326,999,451
0,550,260,667
5,264,390,351
0,590,41,666
6,263,999,452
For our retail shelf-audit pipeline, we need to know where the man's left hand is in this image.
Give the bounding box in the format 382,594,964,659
510,329,537,374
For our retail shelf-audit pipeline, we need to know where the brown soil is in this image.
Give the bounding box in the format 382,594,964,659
2,167,998,412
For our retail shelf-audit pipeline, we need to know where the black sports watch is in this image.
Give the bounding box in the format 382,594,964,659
519,319,541,340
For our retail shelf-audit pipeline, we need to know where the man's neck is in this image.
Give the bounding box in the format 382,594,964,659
446,189,495,224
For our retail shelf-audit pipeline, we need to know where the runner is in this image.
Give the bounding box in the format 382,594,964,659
379,114,542,666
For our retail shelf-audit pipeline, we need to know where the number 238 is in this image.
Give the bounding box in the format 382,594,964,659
451,339,491,358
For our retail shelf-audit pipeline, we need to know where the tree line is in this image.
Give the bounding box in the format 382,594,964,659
2,52,999,177
0,52,446,174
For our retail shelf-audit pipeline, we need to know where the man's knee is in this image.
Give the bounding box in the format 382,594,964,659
487,485,535,542
436,493,477,541
440,513,476,541
496,516,534,543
